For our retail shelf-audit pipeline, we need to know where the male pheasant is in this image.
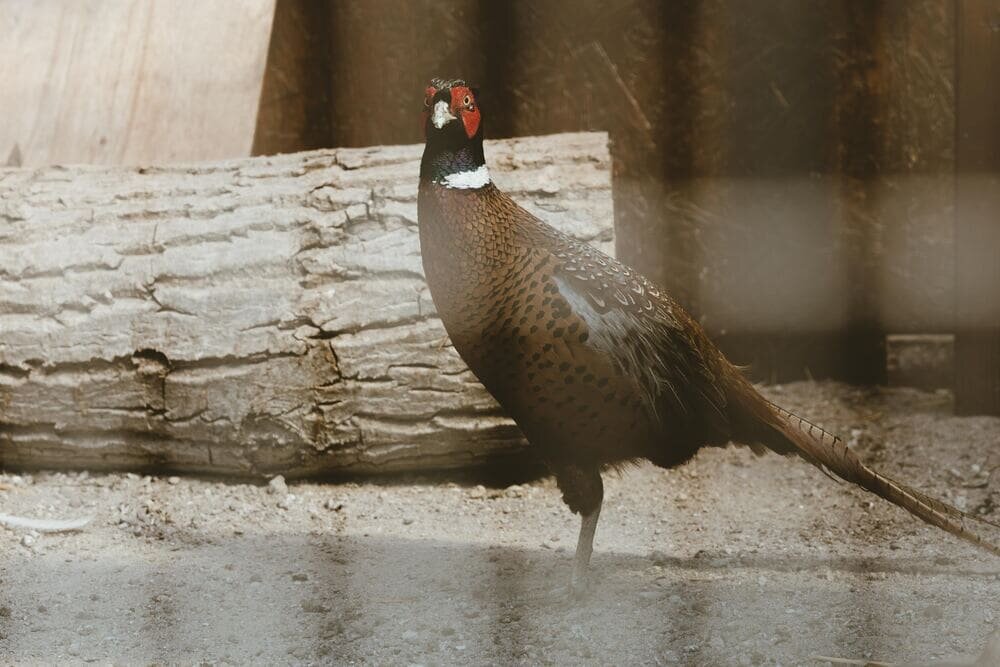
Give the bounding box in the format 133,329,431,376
416,78,1000,593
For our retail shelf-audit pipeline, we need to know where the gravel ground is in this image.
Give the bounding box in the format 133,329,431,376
1,381,999,666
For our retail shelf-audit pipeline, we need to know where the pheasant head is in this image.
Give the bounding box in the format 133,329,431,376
420,78,489,189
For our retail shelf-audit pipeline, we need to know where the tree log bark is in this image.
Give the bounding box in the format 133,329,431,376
0,132,613,476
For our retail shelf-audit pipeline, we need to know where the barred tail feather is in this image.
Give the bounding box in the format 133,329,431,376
761,399,1000,557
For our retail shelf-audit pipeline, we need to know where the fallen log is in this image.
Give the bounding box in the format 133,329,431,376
0,132,613,476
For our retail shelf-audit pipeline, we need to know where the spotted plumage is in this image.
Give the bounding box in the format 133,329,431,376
416,80,1000,593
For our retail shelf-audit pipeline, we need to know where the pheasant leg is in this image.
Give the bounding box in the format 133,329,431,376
570,501,602,595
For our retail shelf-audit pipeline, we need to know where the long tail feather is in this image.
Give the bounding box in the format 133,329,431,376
757,397,1000,557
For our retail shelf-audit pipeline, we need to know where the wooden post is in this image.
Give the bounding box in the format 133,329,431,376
955,0,1000,415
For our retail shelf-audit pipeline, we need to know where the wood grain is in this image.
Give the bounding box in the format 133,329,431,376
0,132,613,476
0,0,275,166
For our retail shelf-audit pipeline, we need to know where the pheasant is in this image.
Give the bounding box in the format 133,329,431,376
416,78,1000,594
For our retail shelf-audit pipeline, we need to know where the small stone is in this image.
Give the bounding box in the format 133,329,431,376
324,498,344,511
277,494,294,510
268,475,288,496
167,476,180,485
504,484,524,498
291,573,309,582
20,534,35,548
402,517,414,525
300,599,330,614
468,485,486,499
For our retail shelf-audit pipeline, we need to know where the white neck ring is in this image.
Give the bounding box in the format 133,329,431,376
437,164,491,189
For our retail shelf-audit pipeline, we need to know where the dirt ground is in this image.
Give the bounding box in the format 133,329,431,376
1,381,999,666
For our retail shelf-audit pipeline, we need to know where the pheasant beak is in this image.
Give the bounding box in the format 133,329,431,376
431,99,457,129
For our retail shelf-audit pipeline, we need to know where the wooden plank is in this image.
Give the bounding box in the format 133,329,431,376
875,1,956,335
699,2,855,382
0,0,275,166
955,0,1000,415
0,132,613,477
251,0,333,155
832,0,888,384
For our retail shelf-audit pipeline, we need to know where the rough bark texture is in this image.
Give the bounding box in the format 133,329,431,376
0,132,613,477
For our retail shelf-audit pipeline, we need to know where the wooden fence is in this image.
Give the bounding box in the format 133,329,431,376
1,0,997,415
251,0,999,414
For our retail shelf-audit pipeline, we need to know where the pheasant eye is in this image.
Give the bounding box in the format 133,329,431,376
463,95,471,106
424,97,432,108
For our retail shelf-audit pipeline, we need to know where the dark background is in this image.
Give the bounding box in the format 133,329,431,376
253,0,999,414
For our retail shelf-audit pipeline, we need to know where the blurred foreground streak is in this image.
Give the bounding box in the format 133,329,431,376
0,133,613,476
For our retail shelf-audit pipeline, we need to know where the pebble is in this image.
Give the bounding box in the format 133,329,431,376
21,534,35,548
268,476,288,496
324,498,344,511
167,476,180,485
402,517,414,525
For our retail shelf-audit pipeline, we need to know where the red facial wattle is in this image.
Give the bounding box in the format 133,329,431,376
450,86,481,139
